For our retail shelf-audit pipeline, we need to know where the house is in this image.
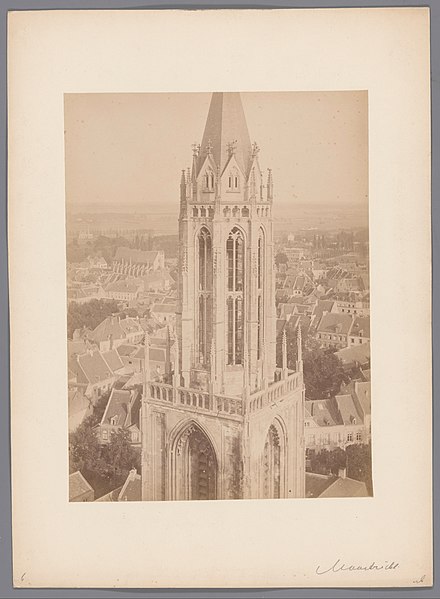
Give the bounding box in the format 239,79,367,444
91,315,144,351
119,317,145,345
333,292,370,317
94,469,141,502
116,343,173,380
335,342,370,371
113,247,165,272
69,471,95,502
67,285,106,305
68,349,117,400
68,386,92,432
310,299,336,330
96,388,141,445
139,269,175,293
316,312,354,349
150,302,177,327
118,468,142,501
105,279,142,302
348,315,370,345
88,255,108,269
305,471,369,498
305,383,371,454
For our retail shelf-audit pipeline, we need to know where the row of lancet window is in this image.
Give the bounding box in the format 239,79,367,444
192,206,268,219
197,226,265,367
203,168,240,192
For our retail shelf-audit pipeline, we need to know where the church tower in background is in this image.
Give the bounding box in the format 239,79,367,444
141,92,305,501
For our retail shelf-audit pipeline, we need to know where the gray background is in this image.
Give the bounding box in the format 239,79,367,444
0,0,437,597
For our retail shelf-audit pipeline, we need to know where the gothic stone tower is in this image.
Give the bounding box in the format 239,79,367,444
141,92,305,501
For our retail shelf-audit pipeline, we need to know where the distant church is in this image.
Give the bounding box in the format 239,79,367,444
141,92,305,500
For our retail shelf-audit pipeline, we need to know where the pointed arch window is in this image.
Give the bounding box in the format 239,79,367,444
226,227,245,365
263,424,282,499
204,168,214,191
227,167,240,191
198,227,213,366
257,229,265,359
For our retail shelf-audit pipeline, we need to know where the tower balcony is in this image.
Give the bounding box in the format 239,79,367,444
144,368,303,422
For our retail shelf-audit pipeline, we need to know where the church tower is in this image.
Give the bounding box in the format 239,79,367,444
141,93,305,501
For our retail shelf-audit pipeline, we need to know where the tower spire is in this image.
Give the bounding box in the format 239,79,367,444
282,328,288,377
296,323,303,372
267,168,273,201
143,331,151,394
198,93,252,176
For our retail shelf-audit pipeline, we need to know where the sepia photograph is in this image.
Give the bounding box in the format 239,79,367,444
65,91,371,502
8,6,432,589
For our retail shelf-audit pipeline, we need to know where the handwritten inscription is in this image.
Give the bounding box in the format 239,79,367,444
316,559,399,575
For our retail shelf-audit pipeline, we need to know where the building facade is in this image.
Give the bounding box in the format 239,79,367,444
141,92,305,501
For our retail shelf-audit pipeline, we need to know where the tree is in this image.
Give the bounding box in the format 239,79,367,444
69,416,103,475
103,429,141,479
346,442,373,495
303,348,345,400
69,416,141,498
275,252,288,267
67,298,120,338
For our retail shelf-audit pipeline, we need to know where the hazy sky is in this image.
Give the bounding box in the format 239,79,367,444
64,91,368,209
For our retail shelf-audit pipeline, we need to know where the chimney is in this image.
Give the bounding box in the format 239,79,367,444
338,467,347,479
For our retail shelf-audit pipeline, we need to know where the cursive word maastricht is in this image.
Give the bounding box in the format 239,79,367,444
316,559,399,575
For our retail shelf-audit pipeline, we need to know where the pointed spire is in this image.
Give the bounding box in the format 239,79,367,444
282,328,288,376
191,144,199,182
267,168,273,201
198,93,252,176
215,164,221,203
165,326,172,377
210,337,216,381
143,331,151,395
296,324,303,372
173,332,180,387
250,167,256,198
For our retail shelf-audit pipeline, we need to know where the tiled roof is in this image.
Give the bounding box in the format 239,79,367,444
102,349,124,372
335,342,370,366
312,300,335,322
305,473,338,498
306,398,340,426
118,469,142,502
354,382,371,416
120,317,143,335
115,247,161,265
319,476,369,497
116,344,139,357
94,487,123,502
69,351,114,384
349,316,370,338
67,339,87,357
106,280,140,293
151,303,176,314
149,347,166,362
91,317,126,343
101,389,134,426
69,471,94,500
335,393,363,425
317,313,353,335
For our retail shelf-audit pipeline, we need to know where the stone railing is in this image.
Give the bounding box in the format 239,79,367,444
147,382,244,418
248,371,302,414
145,370,302,418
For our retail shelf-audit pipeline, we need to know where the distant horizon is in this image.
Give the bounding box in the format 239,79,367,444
64,91,368,210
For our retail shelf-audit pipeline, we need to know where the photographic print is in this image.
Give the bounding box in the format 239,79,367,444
9,7,431,589
65,91,371,502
